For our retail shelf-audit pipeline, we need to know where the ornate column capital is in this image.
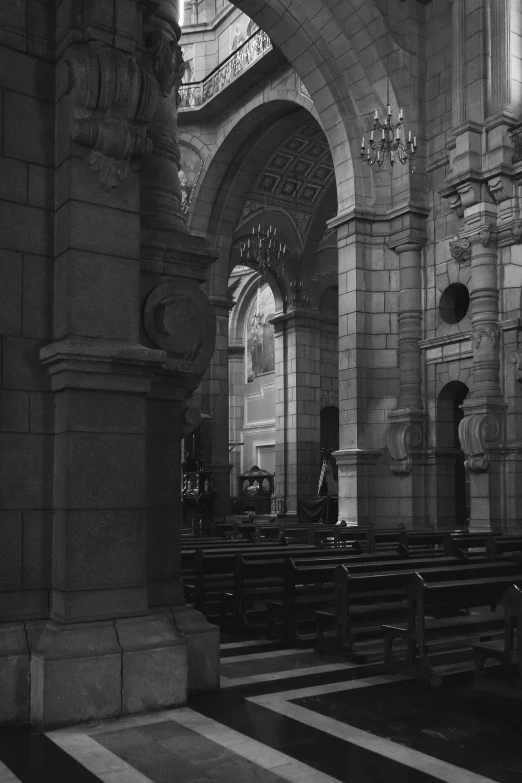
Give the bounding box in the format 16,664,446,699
59,43,158,191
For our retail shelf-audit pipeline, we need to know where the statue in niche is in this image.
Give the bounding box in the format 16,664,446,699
178,169,189,215
231,23,245,51
246,284,275,382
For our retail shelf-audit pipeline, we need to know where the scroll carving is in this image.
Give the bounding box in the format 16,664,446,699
449,236,471,262
62,43,158,191
458,413,500,472
386,420,423,476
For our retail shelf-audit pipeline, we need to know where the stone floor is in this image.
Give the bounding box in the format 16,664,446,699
0,632,519,783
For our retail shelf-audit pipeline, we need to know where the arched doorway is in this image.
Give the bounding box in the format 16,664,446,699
437,381,470,529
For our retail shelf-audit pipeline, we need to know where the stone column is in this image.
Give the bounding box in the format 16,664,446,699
228,343,246,500
139,0,220,692
272,309,322,514
451,219,505,530
30,1,189,729
385,240,427,528
331,214,382,525
206,296,234,519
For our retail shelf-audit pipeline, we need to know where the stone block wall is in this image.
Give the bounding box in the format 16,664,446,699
0,2,55,625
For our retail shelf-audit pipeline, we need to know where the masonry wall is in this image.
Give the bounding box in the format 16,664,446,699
0,2,54,622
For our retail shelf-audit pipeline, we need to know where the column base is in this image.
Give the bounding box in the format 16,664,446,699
28,614,187,729
169,604,220,693
333,449,382,525
0,623,30,724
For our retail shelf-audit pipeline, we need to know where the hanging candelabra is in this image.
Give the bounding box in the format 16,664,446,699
240,222,287,277
361,106,417,168
360,0,417,170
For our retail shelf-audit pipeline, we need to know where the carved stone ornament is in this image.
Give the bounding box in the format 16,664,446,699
386,420,423,476
143,279,216,377
509,350,522,382
61,43,158,192
458,413,500,472
182,405,202,437
449,236,471,263
320,391,339,409
487,175,512,204
146,29,184,98
471,324,499,350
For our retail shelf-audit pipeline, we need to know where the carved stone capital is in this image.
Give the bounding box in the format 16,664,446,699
449,235,471,262
61,43,158,192
458,412,500,472
386,414,424,476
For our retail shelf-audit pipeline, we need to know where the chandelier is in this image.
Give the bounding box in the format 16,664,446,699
361,106,417,168
240,223,287,277
360,0,417,170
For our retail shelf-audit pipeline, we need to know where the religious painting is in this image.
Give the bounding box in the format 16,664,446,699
178,143,204,217
246,284,275,382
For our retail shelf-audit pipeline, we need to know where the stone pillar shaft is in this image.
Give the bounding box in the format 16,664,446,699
395,243,423,412
469,237,501,399
273,310,321,512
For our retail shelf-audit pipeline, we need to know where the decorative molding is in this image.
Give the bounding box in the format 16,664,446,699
61,43,157,192
458,412,500,472
449,235,471,262
143,279,216,376
386,418,424,476
320,391,339,409
471,325,499,350
509,350,522,382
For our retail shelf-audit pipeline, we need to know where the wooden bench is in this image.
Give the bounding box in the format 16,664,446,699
269,552,473,644
190,543,317,615
223,544,363,630
383,562,522,684
486,535,522,561
473,583,522,682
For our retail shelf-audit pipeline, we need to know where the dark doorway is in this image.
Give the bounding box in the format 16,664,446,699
436,381,470,528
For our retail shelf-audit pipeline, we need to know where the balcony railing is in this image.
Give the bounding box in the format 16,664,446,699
179,28,272,110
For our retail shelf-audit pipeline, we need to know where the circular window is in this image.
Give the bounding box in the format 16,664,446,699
439,283,470,324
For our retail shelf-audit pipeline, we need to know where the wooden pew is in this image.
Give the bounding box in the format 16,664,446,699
226,544,363,631
486,536,522,561
269,553,474,644
473,583,522,682
326,559,513,662
190,543,316,615
382,562,522,684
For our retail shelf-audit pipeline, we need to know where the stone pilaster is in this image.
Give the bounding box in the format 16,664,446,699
139,0,220,694
28,1,190,729
228,343,245,499
451,212,505,530
272,308,321,513
385,234,427,528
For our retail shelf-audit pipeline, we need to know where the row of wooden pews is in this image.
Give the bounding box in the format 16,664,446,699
181,524,522,684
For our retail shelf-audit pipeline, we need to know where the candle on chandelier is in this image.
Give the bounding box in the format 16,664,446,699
399,108,403,120
361,136,365,149
387,104,391,116
370,129,374,141
374,109,378,120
